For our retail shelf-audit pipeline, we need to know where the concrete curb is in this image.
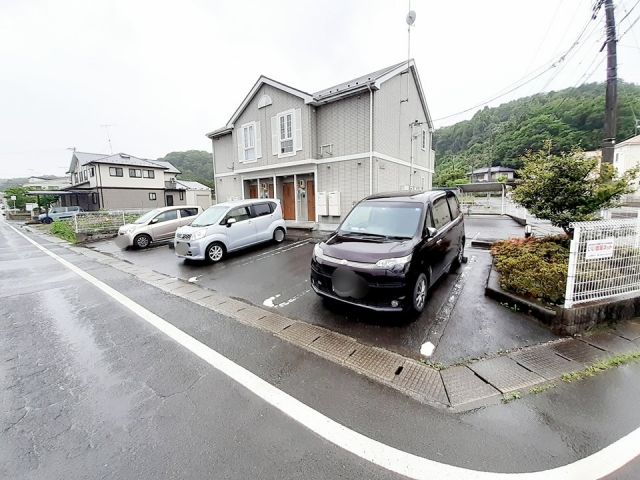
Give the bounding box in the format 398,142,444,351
27,227,640,411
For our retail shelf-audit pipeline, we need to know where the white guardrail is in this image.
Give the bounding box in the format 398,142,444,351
564,219,640,308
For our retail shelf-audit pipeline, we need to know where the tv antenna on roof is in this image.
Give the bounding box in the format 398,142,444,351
100,124,114,154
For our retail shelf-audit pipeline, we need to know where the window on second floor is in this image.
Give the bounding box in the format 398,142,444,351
421,130,427,151
129,169,142,178
279,112,293,155
142,169,155,178
109,167,123,177
243,123,256,161
90,167,95,177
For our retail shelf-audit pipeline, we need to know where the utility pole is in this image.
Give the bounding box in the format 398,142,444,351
602,0,617,164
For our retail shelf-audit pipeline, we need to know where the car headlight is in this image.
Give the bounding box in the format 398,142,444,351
191,229,206,240
121,225,137,234
376,254,412,272
313,243,323,258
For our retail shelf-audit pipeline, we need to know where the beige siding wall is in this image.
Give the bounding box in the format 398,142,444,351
231,84,312,169
315,92,370,158
316,159,369,223
100,188,166,210
97,164,165,189
215,176,243,203
212,135,234,174
374,72,431,170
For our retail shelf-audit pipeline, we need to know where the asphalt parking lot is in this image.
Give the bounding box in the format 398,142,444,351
89,215,555,364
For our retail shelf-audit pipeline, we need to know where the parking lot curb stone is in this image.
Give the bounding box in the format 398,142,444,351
37,233,640,412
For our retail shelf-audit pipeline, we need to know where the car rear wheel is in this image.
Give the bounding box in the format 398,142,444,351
42,217,53,224
205,242,225,264
273,227,286,244
405,273,428,316
449,239,465,273
134,234,151,249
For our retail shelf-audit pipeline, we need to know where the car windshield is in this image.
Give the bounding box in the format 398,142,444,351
191,205,228,227
134,209,162,224
339,201,423,239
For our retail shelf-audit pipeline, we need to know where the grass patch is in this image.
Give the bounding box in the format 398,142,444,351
561,352,640,383
50,220,77,243
491,235,569,306
529,383,556,394
501,391,522,403
419,359,445,370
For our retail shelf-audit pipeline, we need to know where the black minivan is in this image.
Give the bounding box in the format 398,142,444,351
310,190,465,315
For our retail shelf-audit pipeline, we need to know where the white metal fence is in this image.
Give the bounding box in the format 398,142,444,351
564,219,640,308
66,210,147,234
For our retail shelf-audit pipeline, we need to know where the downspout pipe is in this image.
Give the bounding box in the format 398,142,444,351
367,83,374,195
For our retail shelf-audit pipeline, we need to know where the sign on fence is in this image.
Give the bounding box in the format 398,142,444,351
584,238,615,260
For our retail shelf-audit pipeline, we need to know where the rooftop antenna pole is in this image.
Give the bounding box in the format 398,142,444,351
100,124,114,154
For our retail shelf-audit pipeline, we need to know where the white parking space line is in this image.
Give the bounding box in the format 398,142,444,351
7,223,640,480
239,240,311,266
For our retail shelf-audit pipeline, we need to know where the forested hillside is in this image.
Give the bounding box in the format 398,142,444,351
157,150,214,189
434,81,640,186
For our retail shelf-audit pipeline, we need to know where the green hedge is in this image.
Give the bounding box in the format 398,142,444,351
50,220,77,244
491,235,569,305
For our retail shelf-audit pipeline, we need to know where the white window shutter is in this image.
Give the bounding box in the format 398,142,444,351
294,108,302,152
237,128,244,162
271,116,279,156
255,121,262,158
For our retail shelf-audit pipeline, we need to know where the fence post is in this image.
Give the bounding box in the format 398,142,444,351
564,225,580,309
74,214,79,234
122,211,125,225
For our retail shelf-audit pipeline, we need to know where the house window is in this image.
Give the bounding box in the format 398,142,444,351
74,173,78,183
149,192,157,201
244,124,255,161
279,112,293,155
92,192,98,205
179,191,184,201
90,167,95,177
109,167,123,177
129,168,142,178
142,169,155,178
421,130,427,151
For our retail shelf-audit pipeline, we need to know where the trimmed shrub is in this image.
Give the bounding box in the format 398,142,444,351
50,220,77,244
491,235,569,305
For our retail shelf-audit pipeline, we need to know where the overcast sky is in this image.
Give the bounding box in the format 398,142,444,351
1,0,639,178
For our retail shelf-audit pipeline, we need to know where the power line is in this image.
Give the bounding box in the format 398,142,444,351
618,0,640,24
618,12,640,40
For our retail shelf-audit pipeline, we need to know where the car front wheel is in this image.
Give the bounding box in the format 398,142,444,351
205,242,225,264
405,273,428,316
134,234,151,249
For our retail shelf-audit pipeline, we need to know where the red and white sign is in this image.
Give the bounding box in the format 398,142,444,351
585,238,615,260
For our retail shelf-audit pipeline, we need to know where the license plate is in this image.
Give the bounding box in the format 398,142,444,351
175,242,188,256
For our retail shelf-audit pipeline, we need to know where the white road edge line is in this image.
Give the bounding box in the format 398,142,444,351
8,223,640,480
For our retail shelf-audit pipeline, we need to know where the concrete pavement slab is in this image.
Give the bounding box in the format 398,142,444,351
469,356,545,393
614,322,640,341
308,332,359,363
510,345,582,380
250,313,294,333
440,365,500,406
214,298,251,315
345,346,404,382
393,360,449,406
582,333,638,355
233,305,269,324
551,339,612,365
277,322,326,347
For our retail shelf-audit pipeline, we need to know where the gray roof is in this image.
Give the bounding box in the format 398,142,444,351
313,61,407,100
151,160,181,174
176,180,210,190
74,151,109,166
470,166,516,174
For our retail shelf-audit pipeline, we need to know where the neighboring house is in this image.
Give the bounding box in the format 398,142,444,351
613,134,640,189
175,179,213,209
23,176,71,191
62,152,186,210
468,166,515,183
207,59,435,226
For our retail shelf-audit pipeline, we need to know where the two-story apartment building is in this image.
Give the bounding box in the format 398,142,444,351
207,60,434,226
62,151,208,210
614,134,640,189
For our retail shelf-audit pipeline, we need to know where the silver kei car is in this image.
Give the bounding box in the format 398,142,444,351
174,199,287,263
115,206,202,249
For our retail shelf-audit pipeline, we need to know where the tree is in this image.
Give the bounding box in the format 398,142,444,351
157,150,214,189
4,186,30,210
512,144,638,236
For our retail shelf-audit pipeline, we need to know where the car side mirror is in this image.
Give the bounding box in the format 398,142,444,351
226,217,236,227
150,218,159,225
425,227,437,238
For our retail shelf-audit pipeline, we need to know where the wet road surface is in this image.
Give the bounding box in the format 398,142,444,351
2,219,640,479
89,216,553,362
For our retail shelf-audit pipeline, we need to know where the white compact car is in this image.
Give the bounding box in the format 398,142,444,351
115,206,202,249
174,199,287,263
